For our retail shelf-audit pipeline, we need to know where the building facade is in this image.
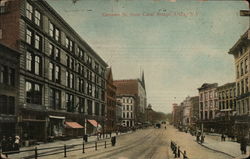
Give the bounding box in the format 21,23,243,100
189,96,199,129
217,82,236,116
198,83,218,131
106,68,116,132
0,43,20,138
229,29,250,139
117,95,135,127
0,0,107,141
182,96,191,128
216,82,236,135
114,74,147,125
116,100,122,127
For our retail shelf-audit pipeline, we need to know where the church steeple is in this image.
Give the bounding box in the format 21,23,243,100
141,70,145,89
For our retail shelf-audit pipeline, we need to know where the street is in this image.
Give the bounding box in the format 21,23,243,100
9,124,234,159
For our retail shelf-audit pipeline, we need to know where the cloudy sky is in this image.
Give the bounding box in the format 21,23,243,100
47,0,249,113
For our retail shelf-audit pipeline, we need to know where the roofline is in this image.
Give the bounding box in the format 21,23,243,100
41,0,108,67
228,29,249,55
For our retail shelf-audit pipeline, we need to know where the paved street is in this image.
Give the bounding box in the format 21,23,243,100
6,124,235,159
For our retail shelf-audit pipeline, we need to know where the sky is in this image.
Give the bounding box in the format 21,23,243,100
47,0,249,113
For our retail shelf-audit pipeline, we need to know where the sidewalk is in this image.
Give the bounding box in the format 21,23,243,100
200,133,250,159
4,131,131,158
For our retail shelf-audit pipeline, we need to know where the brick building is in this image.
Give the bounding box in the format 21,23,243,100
114,74,147,124
0,43,20,138
105,68,116,132
198,83,218,131
0,0,107,142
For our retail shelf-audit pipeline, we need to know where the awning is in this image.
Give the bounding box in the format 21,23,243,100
49,115,65,120
87,120,100,127
65,122,84,128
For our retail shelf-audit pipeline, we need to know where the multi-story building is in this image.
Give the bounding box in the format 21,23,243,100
198,83,218,131
114,74,146,124
217,82,236,116
0,43,19,138
182,96,191,128
228,29,250,139
216,82,236,135
189,96,199,129
117,95,135,127
0,0,107,141
106,68,116,132
116,100,122,127
172,103,181,127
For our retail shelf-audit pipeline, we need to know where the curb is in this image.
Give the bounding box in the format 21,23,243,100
199,142,236,158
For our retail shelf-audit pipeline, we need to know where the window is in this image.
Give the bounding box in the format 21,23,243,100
66,93,74,112
70,73,74,88
101,68,105,77
95,102,99,115
49,22,54,37
0,1,7,14
66,55,70,67
245,58,248,74
26,2,33,20
35,34,41,50
87,82,92,96
95,62,99,73
66,71,69,87
87,56,92,67
9,68,15,86
26,81,42,105
127,105,129,110
26,29,32,45
127,112,129,118
71,58,74,70
0,95,15,115
49,43,54,56
49,88,61,110
26,51,32,71
55,48,60,61
78,97,85,113
87,100,92,115
66,37,69,48
69,40,73,52
55,66,60,83
34,56,41,75
237,65,239,78
241,80,244,94
55,28,60,41
246,78,249,93
241,61,244,76
49,62,54,81
34,10,41,26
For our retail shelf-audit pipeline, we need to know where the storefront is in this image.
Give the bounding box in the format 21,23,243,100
0,115,17,138
87,119,101,135
65,122,84,137
234,115,250,142
48,115,65,138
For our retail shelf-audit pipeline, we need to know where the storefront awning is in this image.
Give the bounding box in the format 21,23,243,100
87,120,100,127
49,115,65,120
65,122,84,128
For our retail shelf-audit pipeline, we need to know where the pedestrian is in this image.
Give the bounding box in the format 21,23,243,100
196,134,200,143
13,136,20,152
1,136,7,153
240,137,247,154
6,137,13,152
